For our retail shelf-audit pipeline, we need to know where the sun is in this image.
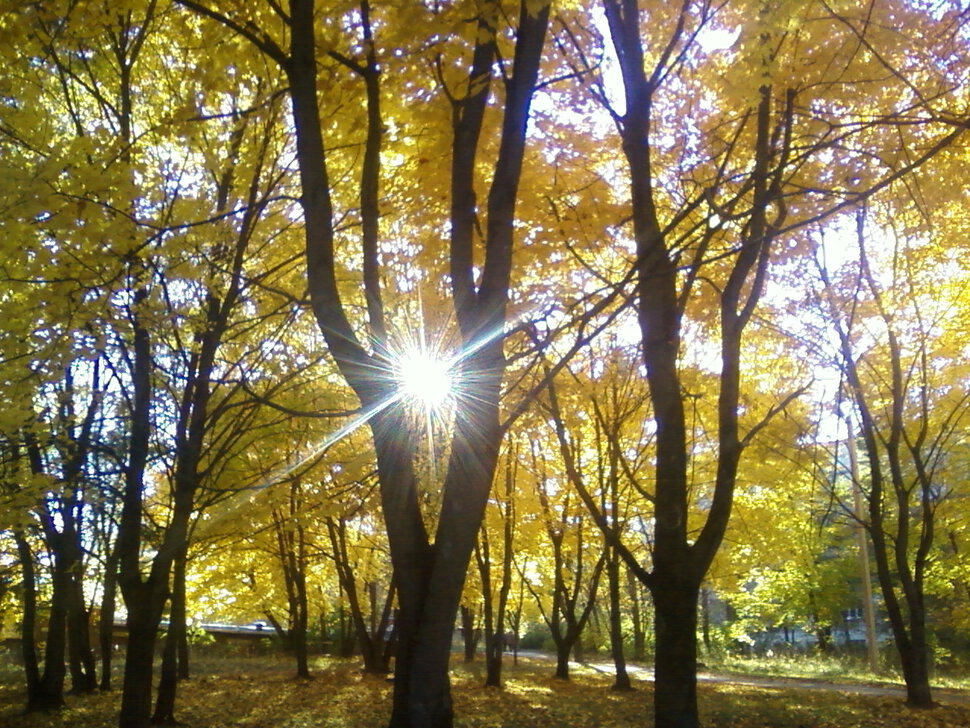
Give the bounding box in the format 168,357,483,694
395,350,454,411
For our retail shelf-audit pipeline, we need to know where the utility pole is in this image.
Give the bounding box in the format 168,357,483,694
845,417,879,673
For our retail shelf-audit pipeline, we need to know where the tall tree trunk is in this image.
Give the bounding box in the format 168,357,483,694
14,531,43,709
626,570,646,662
337,602,356,658
119,514,189,728
460,606,478,663
120,610,165,728
700,588,712,655
596,4,789,724
482,473,513,688
32,549,70,711
293,621,310,680
293,561,310,680
177,622,190,681
99,545,119,690
572,633,585,664
191,0,552,724
554,640,571,680
153,618,180,725
176,551,190,680
652,577,700,727
820,234,937,709
607,547,632,691
898,625,933,707
153,548,188,724
66,537,98,694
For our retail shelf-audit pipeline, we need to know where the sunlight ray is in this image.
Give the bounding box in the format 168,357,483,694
197,392,404,536
200,316,514,535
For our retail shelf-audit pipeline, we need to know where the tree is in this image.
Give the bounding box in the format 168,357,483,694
475,447,519,687
4,2,970,728
23,362,103,700
174,2,551,725
1,444,62,712
324,481,397,675
718,426,858,655
555,1,967,725
814,207,970,706
542,343,652,689
526,432,606,680
0,4,305,723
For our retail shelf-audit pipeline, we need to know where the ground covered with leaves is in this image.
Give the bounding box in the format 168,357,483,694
3,655,970,728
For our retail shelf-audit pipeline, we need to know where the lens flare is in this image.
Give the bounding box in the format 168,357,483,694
396,351,454,410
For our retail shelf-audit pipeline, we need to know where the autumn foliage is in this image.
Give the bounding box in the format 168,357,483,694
3,1,970,728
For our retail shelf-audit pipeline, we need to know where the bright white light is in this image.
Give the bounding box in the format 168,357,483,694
697,26,740,53
396,352,454,410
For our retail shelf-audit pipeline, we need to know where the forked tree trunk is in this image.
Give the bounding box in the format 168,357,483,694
358,584,395,673
597,3,791,725
535,525,605,683
821,239,937,710
327,517,394,673
66,553,98,694
181,1,551,724
378,398,503,728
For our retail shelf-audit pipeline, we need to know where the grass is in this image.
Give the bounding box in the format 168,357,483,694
2,654,970,728
708,653,901,684
702,651,970,691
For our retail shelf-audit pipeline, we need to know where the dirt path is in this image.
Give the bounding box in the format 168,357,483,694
515,650,970,706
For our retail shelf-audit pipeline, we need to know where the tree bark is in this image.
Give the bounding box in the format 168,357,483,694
33,549,69,711
175,1,550,725
460,606,479,663
626,570,646,662
607,547,632,691
701,588,712,655
120,615,165,728
65,532,98,694
99,544,119,690
153,619,180,725
14,531,45,710
116,298,165,728
596,4,789,724
152,548,189,723
652,577,700,727
481,462,514,688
